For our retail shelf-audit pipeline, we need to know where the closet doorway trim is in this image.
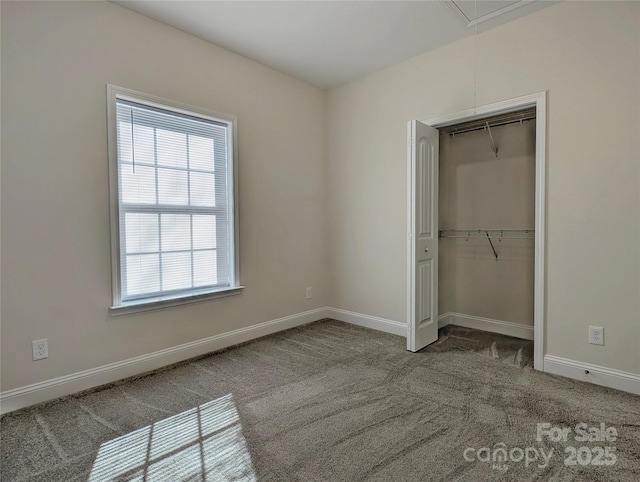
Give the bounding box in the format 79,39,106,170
418,91,546,371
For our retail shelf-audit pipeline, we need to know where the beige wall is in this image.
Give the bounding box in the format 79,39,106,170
2,0,639,395
1,1,327,391
439,122,535,325
327,1,640,374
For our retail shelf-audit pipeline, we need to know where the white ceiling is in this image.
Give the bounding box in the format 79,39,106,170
113,1,556,89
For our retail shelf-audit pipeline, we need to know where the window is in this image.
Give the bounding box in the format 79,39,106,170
107,86,241,314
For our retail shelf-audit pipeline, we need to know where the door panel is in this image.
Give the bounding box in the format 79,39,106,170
418,147,432,238
407,120,439,352
418,260,432,326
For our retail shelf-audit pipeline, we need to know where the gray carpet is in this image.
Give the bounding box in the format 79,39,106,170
1,320,639,481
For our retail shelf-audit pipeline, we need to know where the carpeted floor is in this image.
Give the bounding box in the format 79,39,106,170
1,320,638,481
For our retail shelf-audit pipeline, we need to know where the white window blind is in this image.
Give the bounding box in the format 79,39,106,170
108,86,240,312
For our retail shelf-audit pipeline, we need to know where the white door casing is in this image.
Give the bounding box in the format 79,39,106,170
408,92,546,370
407,120,439,352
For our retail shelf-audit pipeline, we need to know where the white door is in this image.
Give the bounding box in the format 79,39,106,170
407,120,439,352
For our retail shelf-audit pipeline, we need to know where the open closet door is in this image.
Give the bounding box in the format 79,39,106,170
407,120,439,352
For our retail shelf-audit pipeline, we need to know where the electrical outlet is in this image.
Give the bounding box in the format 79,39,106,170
32,339,48,360
588,326,604,346
306,287,312,299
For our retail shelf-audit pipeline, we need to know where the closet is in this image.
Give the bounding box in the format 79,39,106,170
438,109,536,337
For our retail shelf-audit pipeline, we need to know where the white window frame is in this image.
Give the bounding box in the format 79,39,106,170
107,85,242,315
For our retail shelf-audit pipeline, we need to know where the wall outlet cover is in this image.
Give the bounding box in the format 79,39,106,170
588,326,604,346
32,339,48,360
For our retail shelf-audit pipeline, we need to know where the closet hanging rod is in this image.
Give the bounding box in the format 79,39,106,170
439,229,535,239
440,107,536,136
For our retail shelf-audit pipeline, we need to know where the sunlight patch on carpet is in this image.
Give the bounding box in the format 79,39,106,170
89,394,255,481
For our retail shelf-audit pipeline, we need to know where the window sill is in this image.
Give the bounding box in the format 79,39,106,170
110,286,245,316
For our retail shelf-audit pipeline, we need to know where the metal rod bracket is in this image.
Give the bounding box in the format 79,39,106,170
485,231,498,260
485,123,498,157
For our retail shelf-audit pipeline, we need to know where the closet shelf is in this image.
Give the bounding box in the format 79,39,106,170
439,230,534,260
439,229,534,239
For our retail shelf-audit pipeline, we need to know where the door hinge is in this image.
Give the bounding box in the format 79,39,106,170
408,232,413,240
408,138,414,147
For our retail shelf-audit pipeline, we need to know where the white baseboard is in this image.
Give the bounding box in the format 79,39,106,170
438,312,534,340
8,306,635,414
438,313,450,328
325,308,406,337
544,355,640,395
0,307,329,414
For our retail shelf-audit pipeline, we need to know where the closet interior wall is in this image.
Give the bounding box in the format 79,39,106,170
439,120,536,327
